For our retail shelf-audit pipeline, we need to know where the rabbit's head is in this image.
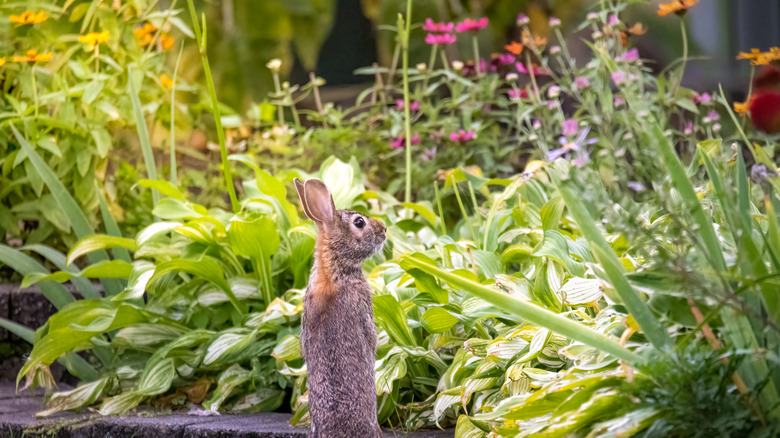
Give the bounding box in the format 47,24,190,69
294,178,386,265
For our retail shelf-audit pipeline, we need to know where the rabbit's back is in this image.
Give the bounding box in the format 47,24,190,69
302,277,381,438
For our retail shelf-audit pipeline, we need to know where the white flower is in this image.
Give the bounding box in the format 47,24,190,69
452,60,464,71
548,85,561,98
266,58,282,72
416,62,427,71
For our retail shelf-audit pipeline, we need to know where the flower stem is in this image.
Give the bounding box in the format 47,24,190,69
472,35,481,76
170,43,184,186
422,43,438,92
32,66,38,119
440,50,450,71
187,0,239,213
399,0,413,204
672,18,688,97
272,71,285,125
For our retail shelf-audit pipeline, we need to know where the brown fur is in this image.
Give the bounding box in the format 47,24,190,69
294,178,386,438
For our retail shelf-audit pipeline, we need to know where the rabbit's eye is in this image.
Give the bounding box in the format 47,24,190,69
353,216,366,229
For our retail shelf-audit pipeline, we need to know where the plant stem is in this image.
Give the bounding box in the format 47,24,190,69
272,71,285,125
452,175,478,243
672,18,687,97
400,0,413,204
32,66,38,119
186,0,239,213
472,35,481,76
170,43,184,186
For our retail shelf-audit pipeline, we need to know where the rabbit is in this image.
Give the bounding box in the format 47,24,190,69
293,177,386,438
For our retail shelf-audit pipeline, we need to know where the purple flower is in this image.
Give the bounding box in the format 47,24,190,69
396,99,420,111
608,14,620,26
497,53,516,65
547,100,558,109
547,127,597,164
708,110,720,121
562,119,579,137
611,70,627,85
390,132,421,149
614,97,626,107
456,17,488,32
426,33,456,45
450,129,476,143
683,121,693,135
423,18,454,33
421,146,437,162
627,181,644,191
574,76,590,89
517,14,530,25
549,16,561,27
616,48,639,63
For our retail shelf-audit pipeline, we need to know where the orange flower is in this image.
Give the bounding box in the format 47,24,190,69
135,22,174,50
161,74,174,88
11,50,52,63
10,11,47,26
505,41,523,55
733,99,749,115
160,34,174,50
657,0,699,17
78,31,110,50
520,30,546,48
736,47,780,66
620,22,647,47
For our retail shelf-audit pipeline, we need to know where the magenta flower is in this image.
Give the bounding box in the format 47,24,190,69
517,13,530,25
508,88,529,99
616,48,639,63
456,17,488,32
396,99,420,111
462,59,488,76
390,132,421,149
562,119,579,137
574,76,590,89
425,33,456,45
497,53,516,65
614,96,626,107
423,18,454,33
611,70,627,85
608,14,620,26
450,129,476,143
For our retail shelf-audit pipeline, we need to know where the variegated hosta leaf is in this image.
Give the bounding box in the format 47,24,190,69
137,357,176,396
559,277,603,306
203,364,250,411
455,414,488,438
203,330,256,365
111,261,156,301
421,307,458,333
37,376,113,417
198,277,262,307
136,221,182,246
465,338,490,357
434,392,462,425
271,335,301,361
585,406,661,438
113,323,186,349
231,388,285,413
375,349,408,395
486,337,528,361
515,328,551,364
503,363,531,396
99,391,146,415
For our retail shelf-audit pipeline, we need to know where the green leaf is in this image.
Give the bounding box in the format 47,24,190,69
421,307,458,333
150,257,246,315
373,294,415,347
137,179,185,201
0,244,74,309
271,335,301,361
401,202,438,227
127,67,158,205
67,235,138,266
37,377,112,417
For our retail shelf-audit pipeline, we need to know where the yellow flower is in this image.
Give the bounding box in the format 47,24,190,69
160,74,174,88
78,31,110,50
657,0,699,17
160,34,174,50
733,99,749,115
0,58,6,67
736,47,780,66
11,49,52,63
10,11,47,26
135,23,174,50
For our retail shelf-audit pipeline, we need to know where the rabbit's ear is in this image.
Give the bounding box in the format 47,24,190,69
294,178,316,222
302,178,336,225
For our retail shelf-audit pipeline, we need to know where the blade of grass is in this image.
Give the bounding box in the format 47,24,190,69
554,180,671,350
170,43,184,186
11,125,122,296
399,0,413,203
127,67,159,207
96,186,131,263
21,244,100,300
186,0,239,213
400,253,642,364
0,245,74,310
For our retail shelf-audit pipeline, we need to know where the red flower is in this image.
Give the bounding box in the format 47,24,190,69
456,17,488,32
423,18,454,33
425,33,456,45
748,66,780,134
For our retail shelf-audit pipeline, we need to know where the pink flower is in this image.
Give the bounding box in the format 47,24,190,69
450,129,476,143
396,99,420,111
515,62,550,76
390,132,421,149
562,119,579,137
574,76,590,89
423,18,454,33
496,53,516,65
425,33,456,45
683,121,693,135
616,48,639,63
692,92,711,104
508,88,529,99
708,109,720,121
608,14,620,26
456,17,488,32
611,70,627,85
549,17,561,27
462,58,488,76
614,97,625,107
